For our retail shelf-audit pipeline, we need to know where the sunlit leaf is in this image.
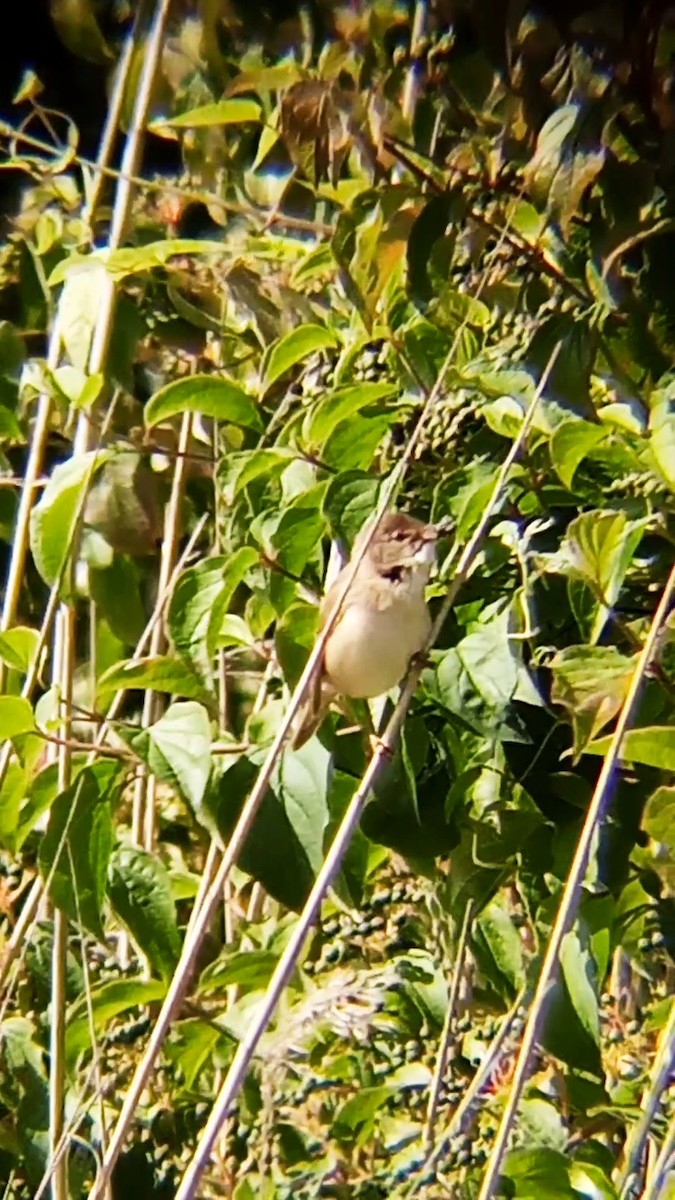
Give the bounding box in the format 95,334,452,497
108,844,182,980
38,762,120,938
129,701,212,809
260,324,338,393
151,99,262,129
550,645,635,759
29,452,103,587
145,374,262,431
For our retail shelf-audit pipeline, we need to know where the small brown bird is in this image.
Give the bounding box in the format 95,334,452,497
291,512,438,749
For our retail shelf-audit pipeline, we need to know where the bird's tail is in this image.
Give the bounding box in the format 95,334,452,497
290,674,335,749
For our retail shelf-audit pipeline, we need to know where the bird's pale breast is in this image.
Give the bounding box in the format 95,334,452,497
324,588,431,698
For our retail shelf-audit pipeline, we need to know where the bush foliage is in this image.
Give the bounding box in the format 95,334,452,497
0,2,674,1197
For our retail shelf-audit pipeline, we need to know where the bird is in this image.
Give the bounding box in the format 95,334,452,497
291,512,438,749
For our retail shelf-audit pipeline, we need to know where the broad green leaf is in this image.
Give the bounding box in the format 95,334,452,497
108,844,182,980
199,949,280,995
145,374,262,431
260,324,338,393
97,655,212,705
57,259,109,371
503,1147,576,1199
276,739,331,877
89,556,145,644
323,413,394,471
303,382,398,447
130,701,212,809
429,285,491,331
474,898,525,998
586,726,675,769
204,751,316,910
0,696,36,741
429,608,541,741
270,487,327,578
0,762,27,848
275,601,319,689
650,411,675,491
220,448,296,502
29,452,103,586
332,1085,397,1144
550,419,607,490
65,978,165,1069
643,786,675,852
560,929,600,1047
323,470,380,546
48,240,225,286
550,645,635,760
555,510,647,644
168,548,258,674
526,104,580,201
0,627,39,674
151,99,262,129
519,1099,568,1152
38,762,120,937
163,1018,225,1091
227,64,303,96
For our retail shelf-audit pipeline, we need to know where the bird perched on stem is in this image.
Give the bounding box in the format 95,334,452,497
291,512,437,749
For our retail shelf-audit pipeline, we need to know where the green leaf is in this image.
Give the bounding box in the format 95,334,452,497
649,395,675,491
303,382,398,447
168,548,259,674
428,608,541,741
108,844,182,980
199,949,280,996
323,414,393,471
503,1147,576,1199
56,260,109,370
97,655,212,705
65,978,165,1069
550,646,635,760
555,510,647,644
550,419,607,490
151,99,262,128
220,448,296,502
204,749,319,911
586,726,675,769
89,556,145,644
38,762,120,938
560,928,600,1048
474,898,525,998
429,285,491,332
643,786,675,852
323,470,380,546
260,324,338,393
0,696,36,741
145,374,262,431
29,452,102,586
130,701,212,810
277,739,331,877
48,241,226,286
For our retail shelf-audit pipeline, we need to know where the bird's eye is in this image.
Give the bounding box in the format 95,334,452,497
392,529,406,540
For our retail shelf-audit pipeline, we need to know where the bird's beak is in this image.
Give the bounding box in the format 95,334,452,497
422,524,439,542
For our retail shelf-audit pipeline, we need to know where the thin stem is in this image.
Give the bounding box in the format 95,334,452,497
424,899,475,1150
477,561,675,1200
48,604,74,1200
0,121,334,238
618,997,675,1196
641,1117,675,1200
